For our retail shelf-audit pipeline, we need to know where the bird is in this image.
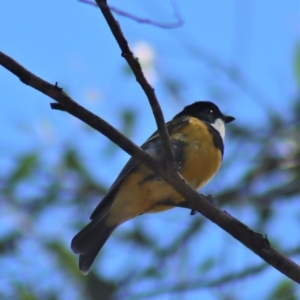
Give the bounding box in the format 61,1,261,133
71,101,235,274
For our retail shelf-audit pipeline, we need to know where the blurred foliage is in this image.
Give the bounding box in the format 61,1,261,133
1,9,300,300
295,40,300,87
267,280,298,300
1,65,299,300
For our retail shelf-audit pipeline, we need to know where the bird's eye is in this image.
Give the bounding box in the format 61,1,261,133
206,109,213,114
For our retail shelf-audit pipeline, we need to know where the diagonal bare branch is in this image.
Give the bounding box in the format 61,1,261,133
94,0,175,170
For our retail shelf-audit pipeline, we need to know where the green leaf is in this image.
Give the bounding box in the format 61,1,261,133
13,282,39,300
121,109,136,137
295,41,300,87
198,257,216,273
47,241,81,277
64,148,85,173
267,280,297,300
7,153,38,185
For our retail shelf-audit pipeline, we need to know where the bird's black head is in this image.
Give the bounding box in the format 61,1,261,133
174,101,234,124
173,101,234,141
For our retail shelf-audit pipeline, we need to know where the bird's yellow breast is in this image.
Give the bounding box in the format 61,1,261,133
174,118,222,188
106,118,222,225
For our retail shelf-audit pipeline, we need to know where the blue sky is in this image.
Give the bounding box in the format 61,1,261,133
0,0,299,299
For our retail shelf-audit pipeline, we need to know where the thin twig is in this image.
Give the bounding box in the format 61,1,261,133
94,0,175,171
129,246,300,299
78,0,183,29
1,51,299,283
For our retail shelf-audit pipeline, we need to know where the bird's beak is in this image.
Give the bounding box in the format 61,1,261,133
223,115,235,123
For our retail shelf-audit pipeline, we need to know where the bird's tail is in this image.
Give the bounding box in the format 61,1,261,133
71,217,117,275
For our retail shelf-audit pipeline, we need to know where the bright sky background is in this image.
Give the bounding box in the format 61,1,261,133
0,0,299,299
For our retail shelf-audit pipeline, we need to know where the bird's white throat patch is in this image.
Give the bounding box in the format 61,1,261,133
211,118,225,140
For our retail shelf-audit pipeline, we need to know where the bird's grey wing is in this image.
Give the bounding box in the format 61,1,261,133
90,116,190,220
90,156,139,220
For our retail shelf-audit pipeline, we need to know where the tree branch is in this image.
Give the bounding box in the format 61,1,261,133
129,246,300,299
94,0,175,170
1,50,299,283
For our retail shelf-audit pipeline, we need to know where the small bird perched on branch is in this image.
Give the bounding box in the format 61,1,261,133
71,101,234,274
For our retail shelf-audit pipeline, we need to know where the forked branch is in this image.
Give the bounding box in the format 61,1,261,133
0,50,299,283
